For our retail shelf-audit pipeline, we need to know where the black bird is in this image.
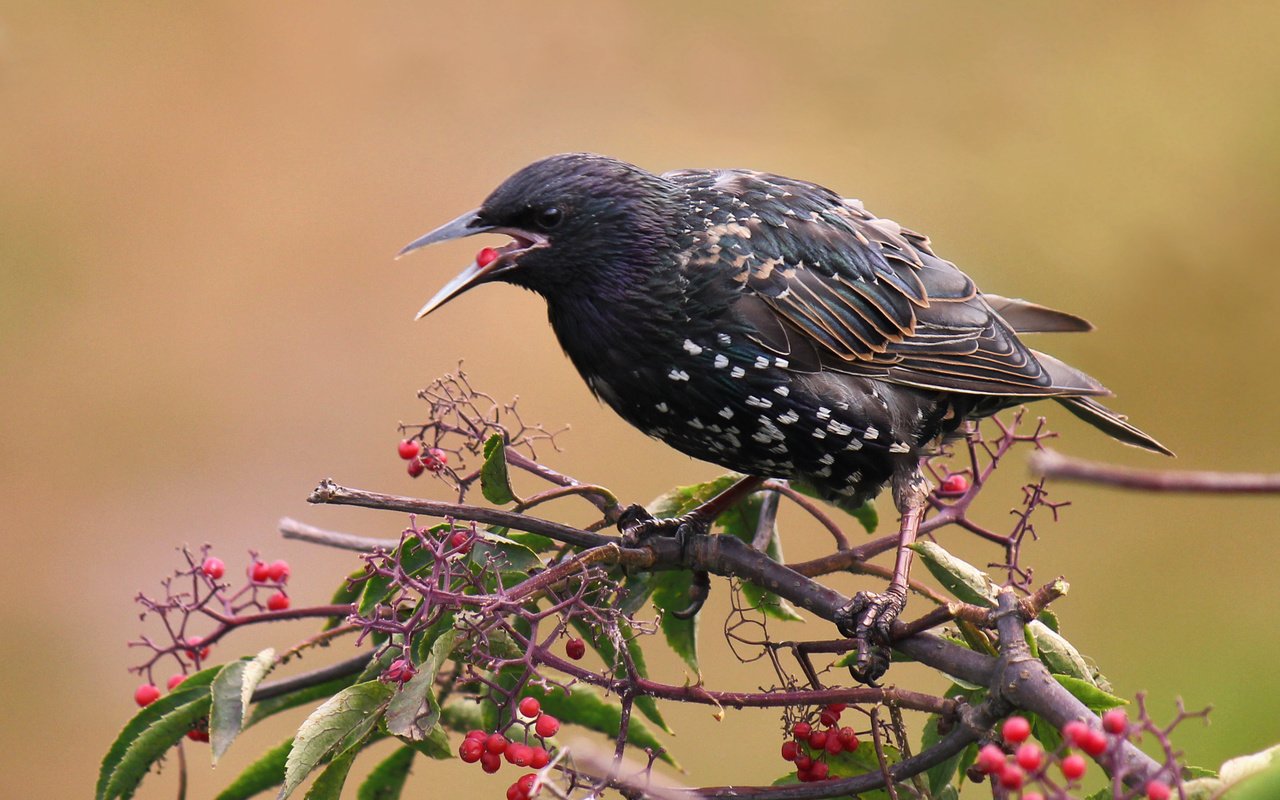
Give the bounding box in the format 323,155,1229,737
399,153,1170,681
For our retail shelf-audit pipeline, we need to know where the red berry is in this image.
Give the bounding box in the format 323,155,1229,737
837,727,859,749
535,714,560,738
827,702,847,713
529,747,550,768
1024,794,1045,800
407,458,426,477
807,729,827,750
1063,720,1090,748
134,683,161,707
450,530,474,554
825,734,843,754
397,439,421,460
939,474,969,496
267,591,290,611
792,721,812,739
485,733,508,754
519,696,542,718
385,658,416,683
999,764,1024,790
481,750,502,773
460,737,484,763
1016,742,1042,771
423,447,448,472
466,729,487,741
1002,715,1031,744
1146,780,1171,800
506,783,523,800
795,754,812,771
1061,754,1087,781
809,761,829,781
1103,708,1129,735
267,559,290,582
781,740,799,761
1081,728,1109,756
796,767,811,783
976,744,1006,774
167,673,186,690
250,561,271,582
819,710,839,727
183,637,211,660
506,743,530,766
201,557,225,579
566,637,586,660
476,247,500,268
517,773,538,796
186,728,210,743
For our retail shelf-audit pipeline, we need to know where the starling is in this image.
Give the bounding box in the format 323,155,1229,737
399,153,1170,681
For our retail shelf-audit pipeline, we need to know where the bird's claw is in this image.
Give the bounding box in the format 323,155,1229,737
617,504,708,554
837,590,906,684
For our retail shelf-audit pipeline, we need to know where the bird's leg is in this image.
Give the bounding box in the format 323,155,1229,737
617,475,765,619
837,467,930,684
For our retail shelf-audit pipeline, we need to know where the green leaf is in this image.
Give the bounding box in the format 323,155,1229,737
358,747,415,800
468,530,542,575
771,741,894,799
323,571,364,631
97,666,219,800
1031,621,1095,685
521,683,676,768
280,681,394,799
359,533,443,617
911,541,998,608
440,700,486,735
791,481,877,532
650,569,699,674
386,630,457,740
211,649,277,763
480,434,517,505
398,726,453,759
716,491,804,623
214,737,293,800
247,673,360,728
1052,674,1126,712
302,746,359,800
102,687,213,799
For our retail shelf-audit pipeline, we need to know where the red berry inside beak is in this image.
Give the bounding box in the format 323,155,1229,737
476,247,499,267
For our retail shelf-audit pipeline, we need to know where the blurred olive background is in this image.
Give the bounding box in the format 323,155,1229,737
3,2,1279,797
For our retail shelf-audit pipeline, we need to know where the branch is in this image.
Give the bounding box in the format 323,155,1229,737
1031,449,1280,493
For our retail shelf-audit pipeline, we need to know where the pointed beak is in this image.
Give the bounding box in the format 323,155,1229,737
399,209,549,321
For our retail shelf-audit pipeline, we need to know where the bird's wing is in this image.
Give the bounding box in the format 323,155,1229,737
671,169,1106,398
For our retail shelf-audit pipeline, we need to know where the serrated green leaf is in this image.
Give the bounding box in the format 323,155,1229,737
358,747,415,800
211,649,277,763
440,700,486,735
247,673,361,729
1031,621,1094,684
302,746,359,800
398,726,453,759
771,741,893,798
102,688,213,799
912,541,998,607
279,681,394,799
1052,674,1126,712
411,611,458,664
97,666,219,800
1030,712,1063,751
1185,764,1219,780
386,630,457,740
323,571,364,631
651,569,699,674
521,683,676,767
1037,607,1061,632
214,737,293,800
717,491,804,623
469,529,542,575
480,434,517,505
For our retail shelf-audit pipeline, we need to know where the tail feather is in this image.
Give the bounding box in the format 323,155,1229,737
1055,396,1174,456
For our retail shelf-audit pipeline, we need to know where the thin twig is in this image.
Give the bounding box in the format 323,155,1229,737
1031,449,1280,493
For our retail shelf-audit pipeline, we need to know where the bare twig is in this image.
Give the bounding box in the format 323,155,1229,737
1031,449,1280,493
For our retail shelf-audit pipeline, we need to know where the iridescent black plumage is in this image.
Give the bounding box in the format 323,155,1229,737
401,153,1170,680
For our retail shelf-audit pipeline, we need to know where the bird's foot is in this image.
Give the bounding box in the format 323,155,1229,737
836,590,906,685
617,504,713,619
617,504,710,553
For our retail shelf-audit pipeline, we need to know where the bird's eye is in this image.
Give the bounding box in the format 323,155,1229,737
535,206,563,231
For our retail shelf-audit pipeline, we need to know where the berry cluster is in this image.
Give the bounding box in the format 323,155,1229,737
397,438,449,478
247,557,292,611
973,713,1171,800
779,704,860,783
456,696,559,799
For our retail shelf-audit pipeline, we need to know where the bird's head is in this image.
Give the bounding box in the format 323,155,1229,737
399,153,681,320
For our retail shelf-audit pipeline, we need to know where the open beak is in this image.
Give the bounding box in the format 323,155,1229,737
398,209,546,320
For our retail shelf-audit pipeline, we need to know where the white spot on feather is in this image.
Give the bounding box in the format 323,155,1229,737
683,339,703,356
714,354,729,369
